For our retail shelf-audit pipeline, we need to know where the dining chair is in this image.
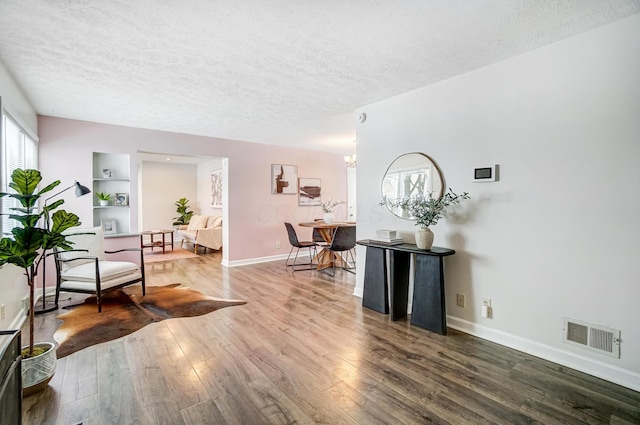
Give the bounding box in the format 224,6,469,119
53,226,146,312
321,226,357,277
284,222,318,271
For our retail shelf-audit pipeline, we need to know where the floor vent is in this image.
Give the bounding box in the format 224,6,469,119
563,318,620,358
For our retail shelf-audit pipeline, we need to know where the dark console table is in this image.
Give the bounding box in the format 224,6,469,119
357,240,455,335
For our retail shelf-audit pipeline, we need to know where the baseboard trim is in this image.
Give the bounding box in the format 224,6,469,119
9,310,27,332
225,252,310,268
447,316,640,392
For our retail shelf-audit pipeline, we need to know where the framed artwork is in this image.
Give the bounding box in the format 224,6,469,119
115,193,128,206
271,164,298,194
102,168,112,179
298,178,322,206
101,218,117,234
211,169,222,208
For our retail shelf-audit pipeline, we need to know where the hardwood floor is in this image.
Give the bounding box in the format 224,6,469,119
22,253,640,424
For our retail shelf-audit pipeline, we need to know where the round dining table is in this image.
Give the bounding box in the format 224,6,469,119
298,221,356,270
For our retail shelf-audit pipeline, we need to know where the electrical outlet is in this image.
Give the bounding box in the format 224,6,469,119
275,242,281,249
0,304,5,320
456,293,465,308
482,298,492,319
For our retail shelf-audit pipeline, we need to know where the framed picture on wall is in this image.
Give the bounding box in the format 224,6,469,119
102,168,112,179
101,218,117,235
271,164,298,194
298,178,321,206
115,193,128,206
211,169,222,208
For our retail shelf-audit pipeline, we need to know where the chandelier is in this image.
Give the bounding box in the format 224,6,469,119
344,155,356,167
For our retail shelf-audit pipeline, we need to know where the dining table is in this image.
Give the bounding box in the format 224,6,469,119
298,221,356,270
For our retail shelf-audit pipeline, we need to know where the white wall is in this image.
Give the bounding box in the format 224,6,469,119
139,161,198,231
0,61,38,330
355,14,640,390
0,61,38,135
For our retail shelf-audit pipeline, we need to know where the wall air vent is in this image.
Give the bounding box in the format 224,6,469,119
563,318,620,358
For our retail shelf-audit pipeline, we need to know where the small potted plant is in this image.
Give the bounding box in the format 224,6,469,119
0,169,81,394
383,188,469,249
96,191,111,206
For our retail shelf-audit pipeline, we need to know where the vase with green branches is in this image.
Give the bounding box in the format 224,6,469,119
172,197,194,226
383,188,469,249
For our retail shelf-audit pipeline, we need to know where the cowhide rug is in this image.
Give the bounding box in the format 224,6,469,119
54,284,246,358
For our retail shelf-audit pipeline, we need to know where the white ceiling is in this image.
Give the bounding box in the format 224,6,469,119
1,1,639,155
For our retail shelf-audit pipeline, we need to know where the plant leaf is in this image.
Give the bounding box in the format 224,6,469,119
7,169,42,196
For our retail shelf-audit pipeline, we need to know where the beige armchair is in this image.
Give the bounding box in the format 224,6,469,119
176,215,222,253
54,226,145,312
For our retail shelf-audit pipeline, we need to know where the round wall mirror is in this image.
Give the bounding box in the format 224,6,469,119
381,152,444,219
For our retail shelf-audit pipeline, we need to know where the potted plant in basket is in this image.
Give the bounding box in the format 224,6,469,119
383,188,469,249
96,191,111,206
172,197,194,226
0,169,81,395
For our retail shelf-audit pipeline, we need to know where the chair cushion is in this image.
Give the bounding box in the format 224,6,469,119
59,271,143,291
187,215,208,231
61,261,140,282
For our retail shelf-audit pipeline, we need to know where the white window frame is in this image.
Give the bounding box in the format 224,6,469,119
1,97,39,237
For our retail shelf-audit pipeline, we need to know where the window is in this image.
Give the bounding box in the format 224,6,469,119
1,103,38,236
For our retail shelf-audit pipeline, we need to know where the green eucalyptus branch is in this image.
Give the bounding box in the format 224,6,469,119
382,188,470,228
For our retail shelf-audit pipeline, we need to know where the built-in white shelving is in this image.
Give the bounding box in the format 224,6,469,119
92,152,131,235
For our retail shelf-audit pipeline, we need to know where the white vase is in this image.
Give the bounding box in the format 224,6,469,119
415,227,434,250
323,212,334,224
22,342,57,396
99,200,108,206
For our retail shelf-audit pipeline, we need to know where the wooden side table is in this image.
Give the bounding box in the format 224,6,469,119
140,230,174,254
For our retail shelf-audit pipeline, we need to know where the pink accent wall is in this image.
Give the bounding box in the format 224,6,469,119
37,116,348,263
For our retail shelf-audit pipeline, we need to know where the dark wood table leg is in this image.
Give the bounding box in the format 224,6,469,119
362,246,389,314
389,250,410,321
411,255,447,335
161,232,166,254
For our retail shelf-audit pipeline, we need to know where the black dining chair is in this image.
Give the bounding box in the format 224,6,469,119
284,222,318,271
321,226,357,277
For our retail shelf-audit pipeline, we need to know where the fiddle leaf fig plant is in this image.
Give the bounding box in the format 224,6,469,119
0,169,81,357
172,197,194,226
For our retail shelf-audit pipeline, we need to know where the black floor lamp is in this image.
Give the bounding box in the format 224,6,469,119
33,181,91,315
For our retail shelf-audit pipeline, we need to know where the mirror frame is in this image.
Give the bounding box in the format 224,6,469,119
381,152,445,220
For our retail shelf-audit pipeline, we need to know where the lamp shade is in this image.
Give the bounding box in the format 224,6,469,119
74,182,91,197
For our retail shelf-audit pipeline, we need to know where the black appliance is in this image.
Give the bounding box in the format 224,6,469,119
0,330,21,425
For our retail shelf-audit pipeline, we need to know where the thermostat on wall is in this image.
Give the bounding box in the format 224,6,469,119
472,164,498,182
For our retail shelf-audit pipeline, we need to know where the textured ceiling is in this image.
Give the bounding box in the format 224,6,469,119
1,1,639,154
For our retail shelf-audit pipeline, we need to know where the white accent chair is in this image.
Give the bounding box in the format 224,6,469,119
54,226,145,312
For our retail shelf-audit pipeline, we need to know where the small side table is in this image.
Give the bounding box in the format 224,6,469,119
140,230,174,254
